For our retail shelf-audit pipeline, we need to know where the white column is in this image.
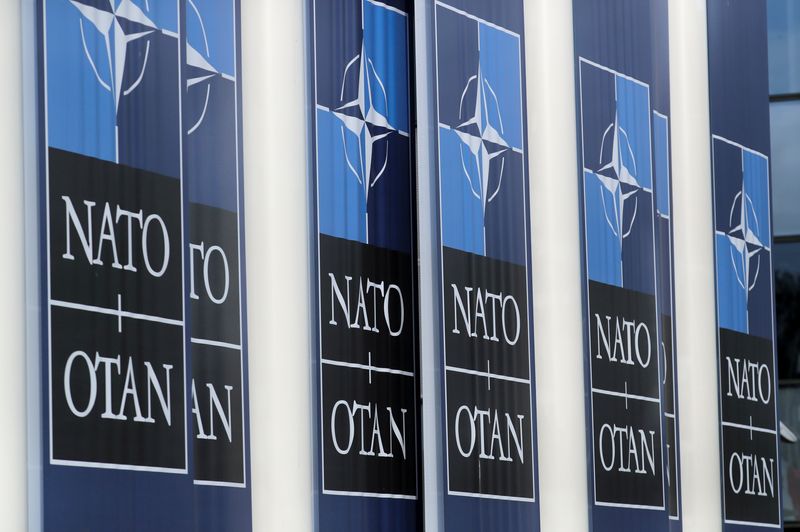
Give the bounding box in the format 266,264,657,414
241,1,313,531
414,0,445,529
525,2,589,531
669,1,722,531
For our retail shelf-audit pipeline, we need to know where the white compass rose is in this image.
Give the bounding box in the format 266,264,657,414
70,0,157,113
595,111,642,249
727,184,764,299
333,40,397,243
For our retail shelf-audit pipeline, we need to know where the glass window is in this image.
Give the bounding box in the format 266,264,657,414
768,0,800,95
780,385,800,522
776,242,800,381
770,100,800,237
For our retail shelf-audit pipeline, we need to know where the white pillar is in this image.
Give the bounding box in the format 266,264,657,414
414,1,445,530
525,2,589,531
241,1,313,531
669,1,722,531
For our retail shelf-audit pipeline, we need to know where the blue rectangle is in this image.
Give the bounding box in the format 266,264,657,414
574,0,679,529
434,1,541,531
40,1,252,530
708,0,782,529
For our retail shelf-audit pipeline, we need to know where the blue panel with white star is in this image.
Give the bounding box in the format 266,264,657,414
436,3,527,266
40,1,251,531
314,0,411,253
580,61,655,296
713,137,773,340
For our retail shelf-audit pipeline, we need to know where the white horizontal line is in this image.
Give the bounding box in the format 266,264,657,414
161,29,179,38
725,517,781,528
51,458,186,475
721,421,776,435
595,500,665,511
435,2,521,39
366,0,408,17
194,479,246,489
591,387,660,404
712,135,769,161
579,57,649,89
445,365,530,385
321,358,414,378
190,337,241,351
447,489,534,503
664,412,676,419
221,73,236,83
322,488,417,500
653,110,669,121
50,299,182,327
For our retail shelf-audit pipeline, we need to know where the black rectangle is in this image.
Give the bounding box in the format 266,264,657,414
442,247,530,380
661,314,675,415
188,203,241,345
48,148,182,320
319,234,417,496
589,281,659,398
666,415,678,518
321,362,417,496
320,235,414,372
721,425,780,526
51,306,185,470
591,391,664,507
191,343,245,484
718,328,776,429
445,369,534,499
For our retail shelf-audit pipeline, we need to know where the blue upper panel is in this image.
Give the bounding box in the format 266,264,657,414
187,0,235,78
315,0,412,253
653,113,670,218
713,137,773,340
580,60,655,295
183,0,239,211
47,0,181,178
436,2,526,266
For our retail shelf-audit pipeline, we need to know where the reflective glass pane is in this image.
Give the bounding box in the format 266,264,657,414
780,386,800,522
776,242,800,380
768,0,800,94
770,100,800,237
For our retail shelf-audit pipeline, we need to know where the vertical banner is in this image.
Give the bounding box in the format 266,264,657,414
39,0,251,530
310,1,420,531
573,0,679,529
433,1,540,530
707,2,782,530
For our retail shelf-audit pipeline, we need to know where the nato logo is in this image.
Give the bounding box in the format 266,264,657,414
579,59,655,295
436,2,526,266
183,0,238,212
314,0,412,253
46,0,181,178
713,136,772,339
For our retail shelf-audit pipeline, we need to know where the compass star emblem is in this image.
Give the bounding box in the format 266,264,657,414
595,112,641,248
454,68,509,224
333,40,397,243
727,184,763,297
69,0,157,112
185,0,231,135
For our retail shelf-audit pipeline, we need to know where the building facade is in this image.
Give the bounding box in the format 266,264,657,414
0,0,791,531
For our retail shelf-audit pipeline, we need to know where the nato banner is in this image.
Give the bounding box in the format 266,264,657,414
310,1,420,531
707,2,782,530
573,0,680,529
433,1,540,530
39,1,251,530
